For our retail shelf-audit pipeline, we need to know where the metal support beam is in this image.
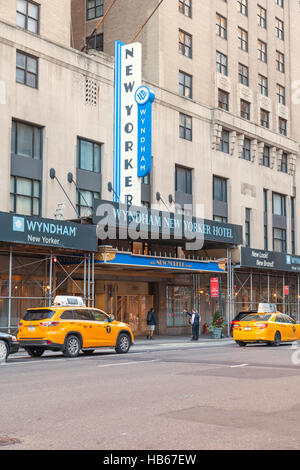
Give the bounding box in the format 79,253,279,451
8,247,12,332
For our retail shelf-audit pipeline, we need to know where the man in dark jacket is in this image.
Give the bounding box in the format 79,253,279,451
184,308,201,341
146,308,157,340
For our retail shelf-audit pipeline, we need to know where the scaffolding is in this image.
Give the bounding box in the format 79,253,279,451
0,246,95,334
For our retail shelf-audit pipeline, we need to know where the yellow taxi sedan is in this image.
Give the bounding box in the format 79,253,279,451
17,298,134,358
233,312,300,347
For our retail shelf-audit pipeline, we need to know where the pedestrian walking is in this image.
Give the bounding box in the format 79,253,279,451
184,308,201,341
146,307,157,340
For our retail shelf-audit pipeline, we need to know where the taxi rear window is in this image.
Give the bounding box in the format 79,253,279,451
23,309,55,321
242,314,271,322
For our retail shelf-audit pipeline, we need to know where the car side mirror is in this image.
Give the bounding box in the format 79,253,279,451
108,315,115,323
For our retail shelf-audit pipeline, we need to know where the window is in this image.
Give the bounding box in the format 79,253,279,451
11,120,42,160
276,51,285,73
218,89,229,111
277,84,286,105
216,13,227,39
245,208,251,247
16,51,38,89
257,5,267,29
179,30,192,58
238,0,248,16
216,51,228,76
219,130,230,154
213,215,228,223
76,189,100,217
291,197,295,254
179,113,192,141
179,0,191,18
273,193,286,216
86,33,103,51
261,109,270,129
258,74,268,96
281,153,288,173
175,166,192,195
86,0,104,20
16,0,39,34
264,189,268,250
167,286,192,328
263,146,270,167
258,39,267,62
240,99,250,120
273,228,286,253
242,138,251,161
77,138,101,173
213,176,227,203
179,71,192,98
279,117,287,136
275,0,284,6
238,27,248,51
10,176,40,216
239,63,249,86
275,18,284,40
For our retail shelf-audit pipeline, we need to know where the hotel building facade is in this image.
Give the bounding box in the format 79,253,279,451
0,0,300,336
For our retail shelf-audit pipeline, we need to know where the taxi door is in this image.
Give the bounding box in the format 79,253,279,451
283,315,298,341
72,309,95,348
89,309,115,347
274,314,289,342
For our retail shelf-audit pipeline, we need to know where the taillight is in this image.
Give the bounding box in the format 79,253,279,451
40,321,60,327
257,323,268,329
18,322,23,327
233,323,240,330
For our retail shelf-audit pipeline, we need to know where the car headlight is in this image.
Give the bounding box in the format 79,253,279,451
11,335,18,342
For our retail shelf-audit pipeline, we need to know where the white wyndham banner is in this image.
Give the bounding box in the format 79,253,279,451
114,40,142,206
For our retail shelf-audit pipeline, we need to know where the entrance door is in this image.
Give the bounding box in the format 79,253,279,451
117,295,153,337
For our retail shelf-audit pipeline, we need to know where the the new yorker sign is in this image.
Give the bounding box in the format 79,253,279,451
114,41,155,206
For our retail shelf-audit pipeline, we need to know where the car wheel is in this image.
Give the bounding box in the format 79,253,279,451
273,331,281,347
0,340,8,363
115,333,131,354
235,341,247,347
82,350,95,356
24,347,45,357
63,335,81,358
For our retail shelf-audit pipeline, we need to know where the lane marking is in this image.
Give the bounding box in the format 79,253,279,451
230,364,248,368
97,360,159,368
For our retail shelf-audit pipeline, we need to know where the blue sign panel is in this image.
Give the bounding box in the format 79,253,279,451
135,86,155,177
95,252,226,273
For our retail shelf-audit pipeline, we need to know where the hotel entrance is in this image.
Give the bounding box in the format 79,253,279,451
116,295,153,337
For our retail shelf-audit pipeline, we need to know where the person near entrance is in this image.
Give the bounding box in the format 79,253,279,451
184,308,201,341
146,307,157,340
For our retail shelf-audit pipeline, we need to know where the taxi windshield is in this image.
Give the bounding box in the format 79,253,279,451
241,314,271,322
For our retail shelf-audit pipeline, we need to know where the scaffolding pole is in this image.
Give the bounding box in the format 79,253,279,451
8,247,12,332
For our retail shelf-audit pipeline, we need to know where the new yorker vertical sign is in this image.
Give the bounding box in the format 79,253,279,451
114,40,142,206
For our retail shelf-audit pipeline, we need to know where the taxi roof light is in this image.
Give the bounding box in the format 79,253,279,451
257,303,277,314
53,296,85,307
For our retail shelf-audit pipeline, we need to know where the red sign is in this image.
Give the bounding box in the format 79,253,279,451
210,278,219,298
284,286,289,296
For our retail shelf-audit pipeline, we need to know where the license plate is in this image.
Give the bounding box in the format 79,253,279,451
245,327,252,331
28,326,35,332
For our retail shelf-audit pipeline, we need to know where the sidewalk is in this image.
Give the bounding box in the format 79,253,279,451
133,335,233,346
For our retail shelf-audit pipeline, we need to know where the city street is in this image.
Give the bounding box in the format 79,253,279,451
1,338,300,450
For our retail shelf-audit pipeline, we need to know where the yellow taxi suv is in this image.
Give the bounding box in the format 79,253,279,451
233,309,300,347
17,296,134,358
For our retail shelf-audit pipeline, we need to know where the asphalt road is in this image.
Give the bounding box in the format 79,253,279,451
1,339,300,450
